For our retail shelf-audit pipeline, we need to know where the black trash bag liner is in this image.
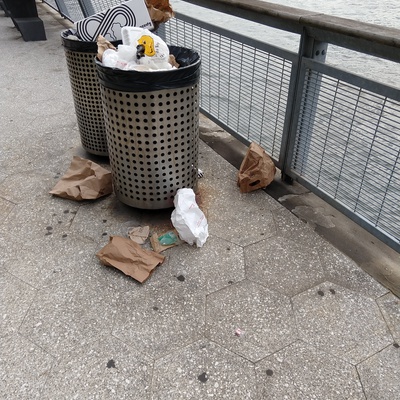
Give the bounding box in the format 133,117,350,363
95,45,200,92
61,29,121,52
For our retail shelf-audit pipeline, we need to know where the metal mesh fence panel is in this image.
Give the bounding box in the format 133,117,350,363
292,66,400,245
163,16,294,162
42,0,58,10
43,0,124,21
56,0,85,21
89,0,123,13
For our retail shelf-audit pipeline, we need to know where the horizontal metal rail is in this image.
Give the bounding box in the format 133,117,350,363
42,0,121,21
159,13,297,162
181,0,400,63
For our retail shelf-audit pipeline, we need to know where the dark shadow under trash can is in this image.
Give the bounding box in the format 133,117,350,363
95,46,201,210
61,30,119,156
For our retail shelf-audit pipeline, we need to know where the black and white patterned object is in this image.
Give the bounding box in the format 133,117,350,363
75,0,153,42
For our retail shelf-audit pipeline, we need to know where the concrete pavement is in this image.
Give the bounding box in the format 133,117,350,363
0,2,399,399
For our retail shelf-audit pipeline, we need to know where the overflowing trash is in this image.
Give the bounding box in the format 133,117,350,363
98,28,175,71
61,0,176,72
171,188,209,247
53,0,209,283
66,0,174,43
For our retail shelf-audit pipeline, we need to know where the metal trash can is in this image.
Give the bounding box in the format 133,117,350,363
61,29,119,156
95,46,201,209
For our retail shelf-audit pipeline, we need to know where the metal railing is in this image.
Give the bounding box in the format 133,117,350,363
42,0,121,21
161,1,400,254
42,0,400,253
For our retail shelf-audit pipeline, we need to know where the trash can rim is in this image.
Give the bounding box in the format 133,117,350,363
61,29,121,51
94,46,201,75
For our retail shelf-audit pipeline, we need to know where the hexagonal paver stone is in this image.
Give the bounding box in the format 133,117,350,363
358,343,400,400
318,243,388,298
272,207,327,248
113,282,205,361
293,282,392,364
0,332,54,399
377,292,400,342
0,271,36,335
159,236,245,294
41,335,151,400
0,197,14,231
245,236,325,296
2,233,98,290
152,339,257,399
205,280,297,362
207,191,277,247
0,170,56,205
0,195,80,243
19,276,118,359
256,341,365,400
255,341,364,399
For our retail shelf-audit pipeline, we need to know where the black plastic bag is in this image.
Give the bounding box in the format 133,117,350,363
61,29,121,52
95,45,201,92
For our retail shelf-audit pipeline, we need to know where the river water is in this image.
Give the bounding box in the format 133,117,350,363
170,0,400,88
171,0,399,28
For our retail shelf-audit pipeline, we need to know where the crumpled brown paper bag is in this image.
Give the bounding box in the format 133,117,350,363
96,35,116,62
49,156,112,201
237,142,276,193
146,0,174,29
97,236,165,283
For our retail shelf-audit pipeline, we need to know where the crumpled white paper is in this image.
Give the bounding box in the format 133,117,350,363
171,188,208,247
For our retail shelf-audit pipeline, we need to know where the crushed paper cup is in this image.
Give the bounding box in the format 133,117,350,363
128,226,150,244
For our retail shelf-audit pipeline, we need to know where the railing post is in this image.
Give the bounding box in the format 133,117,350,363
54,0,70,19
77,0,95,17
156,21,166,38
280,29,327,182
2,0,46,41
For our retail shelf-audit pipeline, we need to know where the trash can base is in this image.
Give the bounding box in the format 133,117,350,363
82,147,109,157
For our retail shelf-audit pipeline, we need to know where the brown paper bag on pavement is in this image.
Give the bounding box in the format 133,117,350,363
49,156,112,201
97,236,165,283
237,142,276,193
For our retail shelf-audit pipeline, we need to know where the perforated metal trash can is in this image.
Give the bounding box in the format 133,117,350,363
61,29,120,156
95,46,201,209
